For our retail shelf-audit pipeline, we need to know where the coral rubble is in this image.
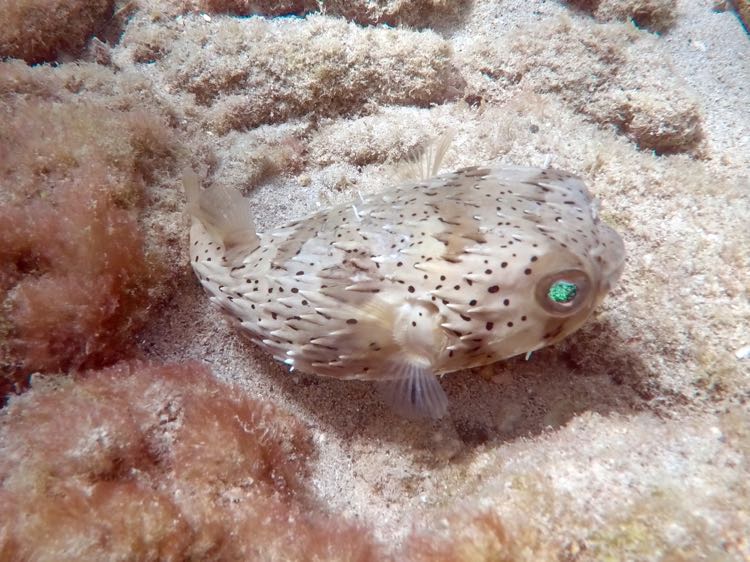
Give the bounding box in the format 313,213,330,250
0,0,114,63
0,74,176,393
566,0,677,32
188,0,465,27
0,361,382,561
123,14,457,134
461,16,702,154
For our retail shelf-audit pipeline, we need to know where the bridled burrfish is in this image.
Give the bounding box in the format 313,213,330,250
185,152,625,419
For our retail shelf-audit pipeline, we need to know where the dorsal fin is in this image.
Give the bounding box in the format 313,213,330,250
396,131,454,182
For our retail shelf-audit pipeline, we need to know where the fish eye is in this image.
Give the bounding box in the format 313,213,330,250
535,269,591,316
548,280,577,303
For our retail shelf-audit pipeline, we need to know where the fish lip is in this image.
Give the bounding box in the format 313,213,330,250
597,224,626,296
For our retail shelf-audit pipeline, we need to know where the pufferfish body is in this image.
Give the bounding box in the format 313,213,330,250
186,162,624,419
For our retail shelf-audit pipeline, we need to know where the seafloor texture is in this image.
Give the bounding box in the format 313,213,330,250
1,0,749,559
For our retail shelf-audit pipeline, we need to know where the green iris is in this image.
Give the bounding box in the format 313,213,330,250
548,280,577,303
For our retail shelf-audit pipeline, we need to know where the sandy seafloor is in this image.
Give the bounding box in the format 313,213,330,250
3,0,750,558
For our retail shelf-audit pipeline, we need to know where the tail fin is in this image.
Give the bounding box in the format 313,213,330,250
183,169,259,264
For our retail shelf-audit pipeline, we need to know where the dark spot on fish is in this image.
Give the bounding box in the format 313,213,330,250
486,322,494,331
346,318,358,324
488,285,499,293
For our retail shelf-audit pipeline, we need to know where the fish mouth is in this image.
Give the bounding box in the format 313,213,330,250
598,224,626,292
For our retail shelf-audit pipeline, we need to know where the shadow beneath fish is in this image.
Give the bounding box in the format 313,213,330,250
256,314,669,457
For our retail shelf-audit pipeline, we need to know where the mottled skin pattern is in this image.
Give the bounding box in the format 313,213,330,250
190,166,625,398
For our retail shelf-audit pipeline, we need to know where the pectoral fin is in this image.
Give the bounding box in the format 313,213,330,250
377,360,449,420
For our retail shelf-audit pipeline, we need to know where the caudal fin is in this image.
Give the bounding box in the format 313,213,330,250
183,169,259,264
